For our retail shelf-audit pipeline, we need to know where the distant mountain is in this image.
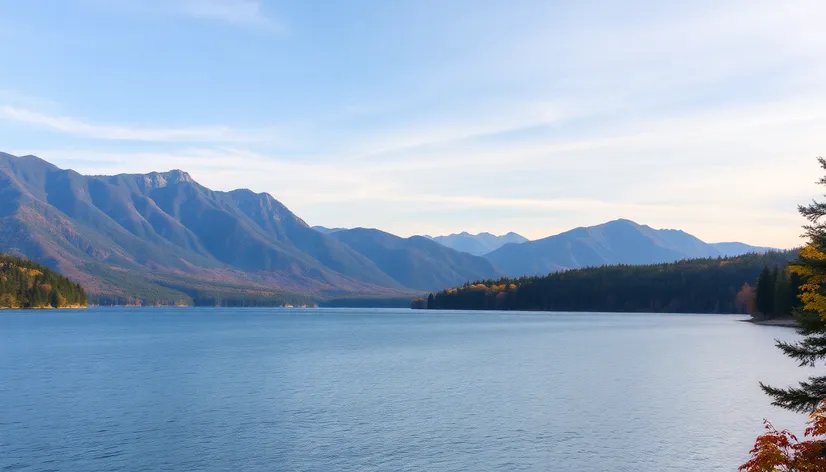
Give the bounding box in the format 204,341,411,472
428,232,528,256
312,226,347,234
485,219,775,277
329,228,502,291
0,153,411,304
711,242,774,257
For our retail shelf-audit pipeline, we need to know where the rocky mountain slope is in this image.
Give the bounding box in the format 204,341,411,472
0,153,410,304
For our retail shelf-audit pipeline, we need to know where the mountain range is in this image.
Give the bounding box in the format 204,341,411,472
484,219,774,277
426,232,528,256
328,228,501,291
0,153,500,303
0,153,775,304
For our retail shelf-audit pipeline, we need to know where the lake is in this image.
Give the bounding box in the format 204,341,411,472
0,308,806,471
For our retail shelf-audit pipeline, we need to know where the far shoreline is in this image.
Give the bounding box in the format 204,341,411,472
742,317,798,328
0,305,87,310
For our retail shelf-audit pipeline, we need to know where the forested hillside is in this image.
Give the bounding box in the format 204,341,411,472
0,254,87,308
423,251,798,314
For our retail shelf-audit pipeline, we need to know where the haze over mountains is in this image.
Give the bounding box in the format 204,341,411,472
0,153,774,304
316,228,530,256
312,226,347,234
426,232,529,256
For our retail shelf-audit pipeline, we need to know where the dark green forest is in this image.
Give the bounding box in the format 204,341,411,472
751,264,802,320
0,254,87,308
422,251,800,314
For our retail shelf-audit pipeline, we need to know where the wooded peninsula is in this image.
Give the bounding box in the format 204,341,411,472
0,254,87,309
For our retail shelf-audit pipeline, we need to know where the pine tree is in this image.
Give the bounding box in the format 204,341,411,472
755,266,776,318
773,271,792,318
49,288,59,308
761,156,826,413
0,253,87,308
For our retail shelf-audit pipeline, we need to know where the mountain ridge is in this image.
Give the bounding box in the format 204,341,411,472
485,218,775,277
0,153,778,303
427,231,529,256
329,227,502,291
0,153,413,304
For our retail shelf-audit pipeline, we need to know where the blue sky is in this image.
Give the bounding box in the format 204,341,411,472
0,0,824,248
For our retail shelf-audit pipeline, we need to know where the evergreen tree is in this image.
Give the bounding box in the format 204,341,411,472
761,156,826,413
425,251,797,314
427,293,435,309
0,254,87,308
49,288,60,308
755,266,776,317
773,271,792,318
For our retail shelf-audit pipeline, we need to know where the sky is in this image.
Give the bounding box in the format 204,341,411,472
0,0,824,248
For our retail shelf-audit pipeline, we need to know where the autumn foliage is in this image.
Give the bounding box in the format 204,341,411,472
789,244,826,321
0,253,87,308
742,157,826,470
740,400,826,471
737,283,757,314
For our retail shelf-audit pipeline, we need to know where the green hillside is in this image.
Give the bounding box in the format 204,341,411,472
0,254,87,308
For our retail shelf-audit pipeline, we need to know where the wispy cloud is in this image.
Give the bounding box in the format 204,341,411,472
95,0,284,32
344,101,570,159
0,105,265,143
174,0,282,32
4,1,824,248
19,134,812,249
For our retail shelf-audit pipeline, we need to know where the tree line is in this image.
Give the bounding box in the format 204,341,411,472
419,251,799,314
747,265,803,320
0,253,87,308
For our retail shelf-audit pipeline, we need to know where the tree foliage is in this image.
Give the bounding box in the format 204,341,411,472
423,251,797,314
740,400,826,472
761,157,826,413
742,157,826,470
738,283,757,314
750,266,803,320
0,253,87,308
757,266,778,316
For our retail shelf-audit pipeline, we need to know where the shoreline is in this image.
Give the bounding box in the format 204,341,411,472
0,305,87,310
742,318,798,328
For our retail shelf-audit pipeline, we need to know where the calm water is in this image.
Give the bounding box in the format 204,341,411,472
0,308,806,471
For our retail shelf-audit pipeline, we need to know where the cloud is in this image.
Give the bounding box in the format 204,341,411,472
95,0,283,32
18,140,811,249
344,101,570,159
5,1,824,248
174,0,282,32
0,105,265,143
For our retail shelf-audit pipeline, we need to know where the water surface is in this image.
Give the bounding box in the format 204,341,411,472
0,308,805,471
